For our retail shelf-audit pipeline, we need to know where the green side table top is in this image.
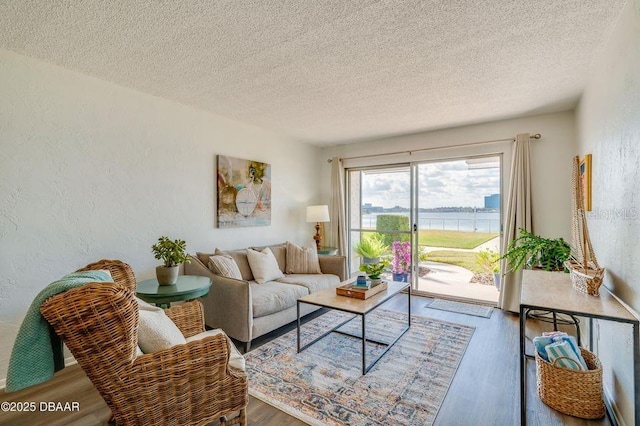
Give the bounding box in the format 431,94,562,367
317,246,338,255
136,275,212,308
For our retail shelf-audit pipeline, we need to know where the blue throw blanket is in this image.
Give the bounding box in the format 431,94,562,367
5,270,113,392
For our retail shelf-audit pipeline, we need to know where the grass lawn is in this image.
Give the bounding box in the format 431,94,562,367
421,250,483,273
418,229,498,249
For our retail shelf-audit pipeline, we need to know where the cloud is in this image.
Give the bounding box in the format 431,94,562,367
359,159,500,209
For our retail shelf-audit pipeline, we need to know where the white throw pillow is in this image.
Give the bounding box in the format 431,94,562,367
185,329,246,371
286,241,322,274
246,247,285,284
136,298,186,353
208,255,243,280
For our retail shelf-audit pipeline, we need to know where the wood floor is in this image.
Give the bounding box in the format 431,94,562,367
0,294,612,426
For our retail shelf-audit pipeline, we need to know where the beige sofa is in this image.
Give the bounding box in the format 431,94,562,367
184,243,347,352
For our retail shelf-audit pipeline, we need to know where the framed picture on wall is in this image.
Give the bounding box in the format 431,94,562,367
216,155,271,228
579,154,592,211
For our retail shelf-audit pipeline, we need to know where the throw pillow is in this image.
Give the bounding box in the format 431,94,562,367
208,255,242,280
214,248,254,281
286,241,322,274
246,247,285,284
136,298,186,354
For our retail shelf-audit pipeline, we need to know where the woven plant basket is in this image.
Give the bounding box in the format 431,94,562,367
565,260,604,296
536,347,605,419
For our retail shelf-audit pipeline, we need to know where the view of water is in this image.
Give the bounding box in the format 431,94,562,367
362,211,500,233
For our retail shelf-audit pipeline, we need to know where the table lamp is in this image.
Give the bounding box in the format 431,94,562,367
306,205,330,249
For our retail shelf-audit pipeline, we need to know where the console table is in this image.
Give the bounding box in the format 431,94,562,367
136,275,212,308
519,270,639,425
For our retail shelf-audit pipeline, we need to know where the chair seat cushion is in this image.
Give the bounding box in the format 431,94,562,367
250,281,308,318
186,329,245,371
276,274,341,293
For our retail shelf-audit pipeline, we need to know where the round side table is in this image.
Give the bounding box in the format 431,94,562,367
136,275,212,308
317,246,338,255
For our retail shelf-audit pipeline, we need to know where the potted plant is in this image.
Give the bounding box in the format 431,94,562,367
359,259,390,285
475,248,501,289
151,236,191,285
354,234,389,264
391,241,411,282
501,229,570,272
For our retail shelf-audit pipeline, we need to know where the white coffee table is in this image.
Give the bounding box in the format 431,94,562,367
296,280,411,375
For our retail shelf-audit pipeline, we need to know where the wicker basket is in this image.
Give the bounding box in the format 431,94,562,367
536,347,605,419
565,260,604,296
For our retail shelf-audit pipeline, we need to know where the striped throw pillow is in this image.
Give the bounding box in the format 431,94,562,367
208,255,243,280
286,241,322,274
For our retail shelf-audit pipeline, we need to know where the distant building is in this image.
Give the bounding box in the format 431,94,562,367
484,194,500,209
362,203,383,212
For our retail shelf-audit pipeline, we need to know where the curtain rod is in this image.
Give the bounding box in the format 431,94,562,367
327,133,542,163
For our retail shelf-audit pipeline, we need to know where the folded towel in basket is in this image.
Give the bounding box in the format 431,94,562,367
546,341,586,370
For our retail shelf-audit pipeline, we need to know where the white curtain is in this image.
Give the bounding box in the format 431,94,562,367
328,157,347,256
499,133,533,312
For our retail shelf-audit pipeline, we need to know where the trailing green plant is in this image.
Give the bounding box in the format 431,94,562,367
359,260,390,279
501,229,570,272
376,214,410,247
354,234,389,259
151,236,191,267
475,248,500,274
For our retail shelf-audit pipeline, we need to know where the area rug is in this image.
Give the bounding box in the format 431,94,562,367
425,299,493,318
245,309,474,426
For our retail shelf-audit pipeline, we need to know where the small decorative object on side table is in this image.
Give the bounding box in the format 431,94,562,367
136,275,212,308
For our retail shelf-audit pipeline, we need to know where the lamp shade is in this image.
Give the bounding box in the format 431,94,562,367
306,205,330,223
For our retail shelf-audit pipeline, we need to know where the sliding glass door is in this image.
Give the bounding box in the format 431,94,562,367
346,155,502,304
414,156,501,303
347,166,413,283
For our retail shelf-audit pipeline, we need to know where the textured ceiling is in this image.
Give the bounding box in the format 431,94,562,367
0,1,626,146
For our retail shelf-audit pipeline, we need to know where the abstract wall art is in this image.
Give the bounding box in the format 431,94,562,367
216,155,271,227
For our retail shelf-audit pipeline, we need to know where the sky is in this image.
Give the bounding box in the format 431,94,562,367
361,158,500,209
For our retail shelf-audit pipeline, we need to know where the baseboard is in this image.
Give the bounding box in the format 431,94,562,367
604,385,624,426
0,356,77,392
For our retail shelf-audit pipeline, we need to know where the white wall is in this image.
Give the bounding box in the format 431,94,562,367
576,0,640,423
0,49,321,384
320,111,577,242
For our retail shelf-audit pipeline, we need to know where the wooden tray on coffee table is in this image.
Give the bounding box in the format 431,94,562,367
336,279,388,299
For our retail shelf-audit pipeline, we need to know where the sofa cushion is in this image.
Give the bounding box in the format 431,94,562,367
285,241,321,274
247,247,285,284
208,255,242,280
250,281,308,318
215,248,253,281
196,252,214,266
277,274,341,293
250,243,286,273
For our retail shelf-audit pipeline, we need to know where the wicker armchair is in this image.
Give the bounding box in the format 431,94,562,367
40,260,248,426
